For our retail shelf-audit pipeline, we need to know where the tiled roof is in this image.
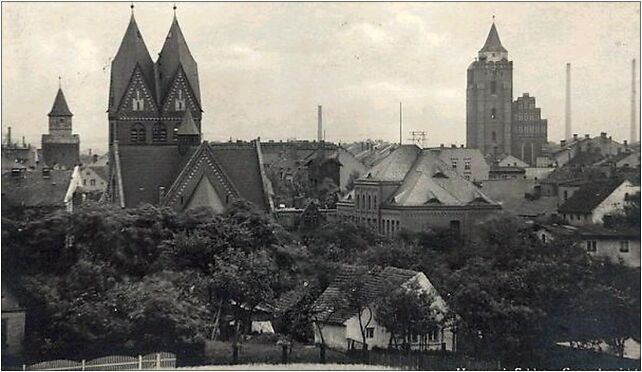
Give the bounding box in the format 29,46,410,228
210,142,270,212
362,145,422,182
48,88,73,117
109,14,155,112
558,180,625,214
479,23,507,53
576,224,640,239
157,16,200,106
313,266,420,324
1,169,72,209
482,178,558,217
116,145,185,207
387,150,496,207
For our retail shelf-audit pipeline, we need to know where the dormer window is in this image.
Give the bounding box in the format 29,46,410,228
132,90,145,111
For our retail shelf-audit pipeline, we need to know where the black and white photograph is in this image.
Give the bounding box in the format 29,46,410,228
1,1,640,370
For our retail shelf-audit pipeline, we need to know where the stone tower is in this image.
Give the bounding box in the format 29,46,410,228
41,86,80,168
466,22,513,157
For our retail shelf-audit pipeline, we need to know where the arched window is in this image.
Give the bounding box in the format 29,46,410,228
367,195,371,210
491,108,496,119
492,131,497,142
130,123,145,143
152,123,167,143
173,126,179,141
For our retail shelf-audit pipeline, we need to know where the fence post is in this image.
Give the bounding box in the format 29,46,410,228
81,359,86,371
156,353,161,369
138,355,143,370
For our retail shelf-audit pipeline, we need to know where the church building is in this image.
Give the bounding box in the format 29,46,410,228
106,7,272,213
41,86,80,169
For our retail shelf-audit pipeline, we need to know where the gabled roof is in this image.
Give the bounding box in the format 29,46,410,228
109,14,155,112
558,180,627,214
386,150,496,207
313,266,421,324
48,88,73,117
1,169,73,209
361,144,422,182
157,16,201,106
177,109,199,135
479,23,507,53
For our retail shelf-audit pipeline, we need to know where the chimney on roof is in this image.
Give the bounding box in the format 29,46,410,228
624,140,628,146
573,133,578,141
601,132,607,138
451,144,456,148
631,59,637,143
560,139,567,147
585,134,590,139
461,144,465,148
565,63,572,140
440,144,444,148
317,105,323,142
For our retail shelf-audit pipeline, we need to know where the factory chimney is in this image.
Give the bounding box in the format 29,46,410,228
631,59,637,143
317,105,323,142
7,126,11,146
565,63,572,140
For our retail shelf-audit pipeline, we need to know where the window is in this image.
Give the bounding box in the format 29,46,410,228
83,179,87,186
491,108,496,119
586,240,597,252
464,158,471,170
130,123,145,143
367,195,371,210
490,81,497,94
373,195,377,209
59,118,64,123
427,328,439,341
366,327,374,339
90,179,96,186
491,131,497,142
563,190,568,201
355,193,360,209
620,240,630,253
152,123,168,143
175,90,186,111
173,127,179,141
451,159,457,169
450,220,461,235
132,90,145,111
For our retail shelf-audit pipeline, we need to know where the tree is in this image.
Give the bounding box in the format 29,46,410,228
375,282,442,351
337,267,375,350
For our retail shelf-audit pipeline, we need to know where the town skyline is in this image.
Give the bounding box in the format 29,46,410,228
2,2,640,153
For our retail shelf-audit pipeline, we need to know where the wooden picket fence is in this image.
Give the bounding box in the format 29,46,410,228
23,352,176,371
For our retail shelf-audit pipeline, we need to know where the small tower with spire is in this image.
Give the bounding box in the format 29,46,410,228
466,19,513,157
42,80,80,168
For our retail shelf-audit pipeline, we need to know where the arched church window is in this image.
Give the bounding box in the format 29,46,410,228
130,123,145,144
491,108,496,119
132,90,145,111
175,90,186,111
152,123,167,143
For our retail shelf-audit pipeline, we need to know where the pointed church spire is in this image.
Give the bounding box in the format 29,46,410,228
478,20,508,61
157,11,201,107
109,7,155,112
48,86,73,117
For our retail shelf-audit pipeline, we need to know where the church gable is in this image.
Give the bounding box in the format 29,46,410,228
117,64,158,116
161,143,239,212
161,66,201,116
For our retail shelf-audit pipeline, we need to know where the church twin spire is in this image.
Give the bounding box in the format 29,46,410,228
109,5,200,114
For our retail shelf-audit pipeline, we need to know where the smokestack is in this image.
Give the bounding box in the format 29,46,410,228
22,136,25,147
399,102,403,145
7,126,11,146
631,59,637,143
317,105,323,142
565,63,571,140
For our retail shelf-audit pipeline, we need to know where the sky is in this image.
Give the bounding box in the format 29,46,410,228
2,2,640,153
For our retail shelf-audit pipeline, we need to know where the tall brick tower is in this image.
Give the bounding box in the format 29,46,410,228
466,22,513,157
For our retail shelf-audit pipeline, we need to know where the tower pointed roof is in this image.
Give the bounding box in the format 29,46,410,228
48,88,73,117
177,109,199,136
109,13,155,112
157,14,201,106
479,22,507,53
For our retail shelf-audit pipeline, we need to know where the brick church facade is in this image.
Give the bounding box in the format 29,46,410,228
467,22,547,165
41,87,80,169
107,8,272,212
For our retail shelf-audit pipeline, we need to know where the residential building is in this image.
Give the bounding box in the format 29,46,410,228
511,93,548,165
1,285,25,360
79,165,108,193
312,266,456,352
498,154,529,168
466,22,513,156
336,145,501,237
41,87,80,169
558,179,640,226
106,11,271,213
427,145,489,182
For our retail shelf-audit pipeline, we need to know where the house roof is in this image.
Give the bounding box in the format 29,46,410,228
386,150,495,207
48,88,73,117
479,23,508,53
88,165,109,182
312,265,421,324
576,224,640,239
109,14,155,112
482,178,558,217
157,16,200,106
558,180,626,214
1,169,72,209
362,144,422,182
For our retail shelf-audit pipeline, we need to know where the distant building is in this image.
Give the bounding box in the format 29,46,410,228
336,145,501,237
427,145,490,182
2,127,38,174
41,87,80,169
79,165,108,193
552,132,628,168
481,178,558,219
466,22,513,157
498,154,529,168
106,11,271,213
303,145,367,192
558,179,639,226
312,266,456,352
511,93,548,165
